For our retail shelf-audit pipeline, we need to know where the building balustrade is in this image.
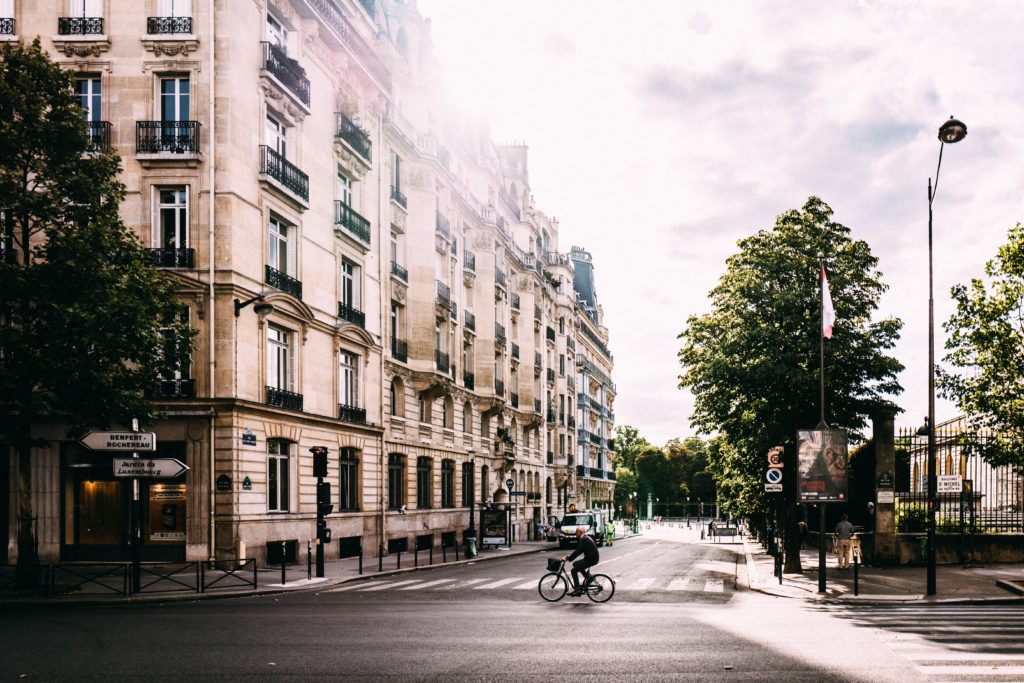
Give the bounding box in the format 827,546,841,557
261,41,310,106
435,350,450,374
463,371,475,390
147,16,192,34
266,386,303,411
435,280,453,311
58,17,103,34
338,404,366,424
260,145,308,201
390,185,407,209
265,264,302,299
136,121,201,154
335,200,371,246
464,310,476,332
305,0,391,92
390,260,408,282
87,121,112,151
338,301,365,327
464,250,476,272
391,338,407,362
546,326,556,342
148,247,194,269
335,111,372,162
150,378,195,398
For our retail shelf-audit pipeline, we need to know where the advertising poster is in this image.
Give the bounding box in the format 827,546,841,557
148,483,187,542
480,507,508,545
797,429,848,502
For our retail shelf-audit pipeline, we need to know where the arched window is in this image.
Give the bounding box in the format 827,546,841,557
339,448,360,511
416,456,432,508
390,377,405,417
461,462,474,507
462,401,473,433
441,459,455,508
388,453,406,509
443,396,455,429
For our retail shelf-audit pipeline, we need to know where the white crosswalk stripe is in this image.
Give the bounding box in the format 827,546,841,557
333,574,734,595
474,578,523,590
436,578,489,590
357,579,422,592
623,577,657,590
398,578,457,590
666,578,697,591
514,580,540,590
704,579,724,592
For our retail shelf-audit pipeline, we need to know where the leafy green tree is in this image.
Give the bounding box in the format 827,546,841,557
678,197,903,570
612,467,638,514
938,223,1024,466
0,41,194,576
612,424,650,472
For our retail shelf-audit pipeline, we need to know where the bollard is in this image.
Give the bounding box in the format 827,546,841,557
358,548,363,575
429,546,433,565
414,546,419,568
280,540,287,585
379,544,384,572
307,539,312,581
442,544,447,563
853,550,859,596
397,549,401,570
455,539,460,561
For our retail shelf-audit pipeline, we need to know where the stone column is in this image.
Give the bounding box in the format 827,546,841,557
873,412,897,565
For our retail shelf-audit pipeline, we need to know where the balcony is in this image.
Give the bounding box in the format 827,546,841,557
390,185,407,209
511,393,519,409
335,111,371,163
511,292,520,310
534,305,542,322
334,200,371,247
58,17,103,34
607,470,617,482
304,0,391,92
338,301,365,328
147,16,193,34
546,326,556,343
435,350,450,374
435,211,451,239
567,337,576,352
590,432,601,445
265,264,302,299
260,145,308,203
495,270,506,288
534,399,541,413
495,323,506,347
546,368,555,384
535,352,542,367
391,261,408,282
150,378,195,398
464,250,476,272
136,121,201,154
87,121,112,151
547,410,556,424
338,403,367,424
391,338,408,363
266,386,303,411
148,248,194,269
577,429,590,445
495,379,504,397
464,310,476,332
547,452,554,465
435,280,453,313
463,371,475,390
511,343,519,360
0,18,13,35
568,416,576,429
261,42,310,107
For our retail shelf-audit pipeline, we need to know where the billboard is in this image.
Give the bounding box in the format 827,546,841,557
797,429,848,502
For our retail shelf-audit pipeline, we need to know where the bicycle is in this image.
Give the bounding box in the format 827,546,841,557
538,558,615,603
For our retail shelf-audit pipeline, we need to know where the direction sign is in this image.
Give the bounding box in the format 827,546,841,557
765,483,783,492
765,468,783,484
80,431,156,452
113,458,188,478
937,474,962,494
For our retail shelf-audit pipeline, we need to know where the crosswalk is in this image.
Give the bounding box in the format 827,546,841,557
329,575,732,595
833,604,1024,682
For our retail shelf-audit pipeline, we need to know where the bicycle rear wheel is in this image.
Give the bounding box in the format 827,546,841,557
586,574,615,603
538,572,568,602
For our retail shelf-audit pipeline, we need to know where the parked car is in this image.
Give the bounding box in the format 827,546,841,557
544,515,561,541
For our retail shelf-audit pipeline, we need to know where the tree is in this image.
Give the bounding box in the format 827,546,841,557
612,424,650,472
938,223,1024,467
0,41,194,577
612,467,637,513
678,197,903,570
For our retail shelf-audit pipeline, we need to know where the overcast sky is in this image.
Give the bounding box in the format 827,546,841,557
417,0,1024,447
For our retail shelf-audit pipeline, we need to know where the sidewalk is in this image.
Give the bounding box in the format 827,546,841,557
742,536,1024,604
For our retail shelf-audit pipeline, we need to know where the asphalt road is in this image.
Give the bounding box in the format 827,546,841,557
2,527,994,682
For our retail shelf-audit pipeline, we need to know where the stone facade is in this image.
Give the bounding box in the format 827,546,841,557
4,0,614,565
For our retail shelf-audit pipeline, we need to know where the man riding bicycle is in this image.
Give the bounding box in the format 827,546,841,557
562,526,600,596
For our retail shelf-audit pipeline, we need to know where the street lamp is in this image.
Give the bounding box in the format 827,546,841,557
927,115,967,596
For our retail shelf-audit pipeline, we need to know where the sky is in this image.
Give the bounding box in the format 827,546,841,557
416,0,1024,447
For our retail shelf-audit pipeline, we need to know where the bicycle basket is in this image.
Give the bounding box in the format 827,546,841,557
546,558,561,572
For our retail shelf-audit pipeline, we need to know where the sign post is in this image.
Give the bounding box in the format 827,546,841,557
129,419,142,593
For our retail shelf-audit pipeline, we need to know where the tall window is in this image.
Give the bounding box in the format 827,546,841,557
416,456,432,508
339,351,358,408
441,460,455,508
75,76,101,122
338,448,359,511
160,76,190,122
267,325,292,391
481,465,489,502
387,454,405,509
461,462,474,507
268,215,290,274
341,259,359,310
70,0,103,18
390,232,399,264
266,11,286,49
390,302,400,344
158,307,191,383
337,170,353,207
267,440,290,512
389,377,403,417
391,152,402,194
265,114,286,157
157,0,192,17
157,187,188,250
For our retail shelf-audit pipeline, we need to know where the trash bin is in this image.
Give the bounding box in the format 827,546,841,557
465,536,477,558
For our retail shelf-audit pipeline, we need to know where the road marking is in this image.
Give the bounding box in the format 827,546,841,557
437,578,489,590
329,582,374,592
704,579,724,592
398,579,457,590
666,578,697,591
623,577,656,590
514,580,540,590
358,579,422,592
474,578,522,590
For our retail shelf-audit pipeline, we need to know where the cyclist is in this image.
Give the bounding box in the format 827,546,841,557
562,526,600,595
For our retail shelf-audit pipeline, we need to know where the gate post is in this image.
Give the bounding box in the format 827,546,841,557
873,412,898,565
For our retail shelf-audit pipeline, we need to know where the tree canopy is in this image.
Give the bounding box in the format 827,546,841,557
938,222,1024,466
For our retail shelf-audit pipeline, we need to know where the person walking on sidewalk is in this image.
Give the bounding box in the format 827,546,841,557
834,514,855,569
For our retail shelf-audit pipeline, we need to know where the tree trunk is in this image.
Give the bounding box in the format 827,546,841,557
15,443,39,588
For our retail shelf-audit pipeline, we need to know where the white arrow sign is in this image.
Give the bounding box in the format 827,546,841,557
113,458,188,478
80,431,156,452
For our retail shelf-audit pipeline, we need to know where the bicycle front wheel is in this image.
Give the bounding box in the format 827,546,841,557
538,572,568,602
586,574,615,603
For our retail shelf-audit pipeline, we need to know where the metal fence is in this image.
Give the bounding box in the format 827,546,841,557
896,425,1023,533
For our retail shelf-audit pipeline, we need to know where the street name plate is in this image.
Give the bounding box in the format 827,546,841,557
80,431,157,452
876,490,895,504
765,483,783,492
937,474,962,493
113,458,188,478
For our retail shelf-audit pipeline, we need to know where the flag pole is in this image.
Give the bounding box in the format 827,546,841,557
817,253,827,429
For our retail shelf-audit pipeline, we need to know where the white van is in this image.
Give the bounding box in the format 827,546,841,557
557,509,606,548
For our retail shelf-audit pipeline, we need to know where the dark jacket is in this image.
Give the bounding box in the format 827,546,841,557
568,533,599,564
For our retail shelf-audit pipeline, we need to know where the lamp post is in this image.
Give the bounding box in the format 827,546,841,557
927,115,967,596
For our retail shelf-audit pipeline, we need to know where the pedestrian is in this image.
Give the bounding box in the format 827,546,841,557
834,513,855,569
605,519,614,546
797,520,808,549
535,520,544,541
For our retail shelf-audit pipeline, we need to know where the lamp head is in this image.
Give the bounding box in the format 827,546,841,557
938,117,967,144
253,301,275,316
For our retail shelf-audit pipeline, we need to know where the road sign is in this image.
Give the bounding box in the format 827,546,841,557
510,491,527,496
113,458,188,478
505,478,515,492
937,474,962,493
765,483,783,492
80,431,156,452
765,468,783,484
767,447,784,467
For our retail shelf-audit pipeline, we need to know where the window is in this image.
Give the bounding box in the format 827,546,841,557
416,456,432,508
268,215,291,275
340,259,359,311
390,302,400,343
267,324,292,391
157,187,188,251
391,152,402,193
266,114,286,157
462,400,472,434
267,440,290,512
339,350,358,408
266,11,286,49
70,0,103,18
559,354,565,376
157,307,191,384
461,462,474,507
441,460,455,508
337,170,353,207
157,0,192,17
75,76,101,122
388,453,405,509
160,76,190,122
419,396,432,424
481,465,489,502
389,377,404,417
390,232,399,264
559,317,564,334
338,448,359,511
442,396,454,429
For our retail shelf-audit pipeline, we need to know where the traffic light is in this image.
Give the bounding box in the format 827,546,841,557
317,519,331,543
317,480,333,516
928,498,941,512
310,446,328,478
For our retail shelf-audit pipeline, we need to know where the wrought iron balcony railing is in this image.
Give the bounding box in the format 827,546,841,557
147,16,193,34
335,200,370,246
435,350,450,374
390,261,408,282
464,310,476,332
464,250,476,272
547,368,555,383
495,379,504,397
59,17,103,34
495,323,506,346
435,211,451,239
463,371,475,390
511,393,519,409
391,338,408,362
338,301,365,327
511,343,519,360
262,42,310,106
435,280,452,311
390,185,407,209
87,121,112,151
150,378,195,398
136,121,201,154
266,386,303,411
495,269,506,287
546,326,556,342
260,145,308,201
511,292,520,310
335,111,372,162
535,352,542,367
265,264,302,299
338,403,367,424
148,248,194,269
0,18,13,35
534,305,542,321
